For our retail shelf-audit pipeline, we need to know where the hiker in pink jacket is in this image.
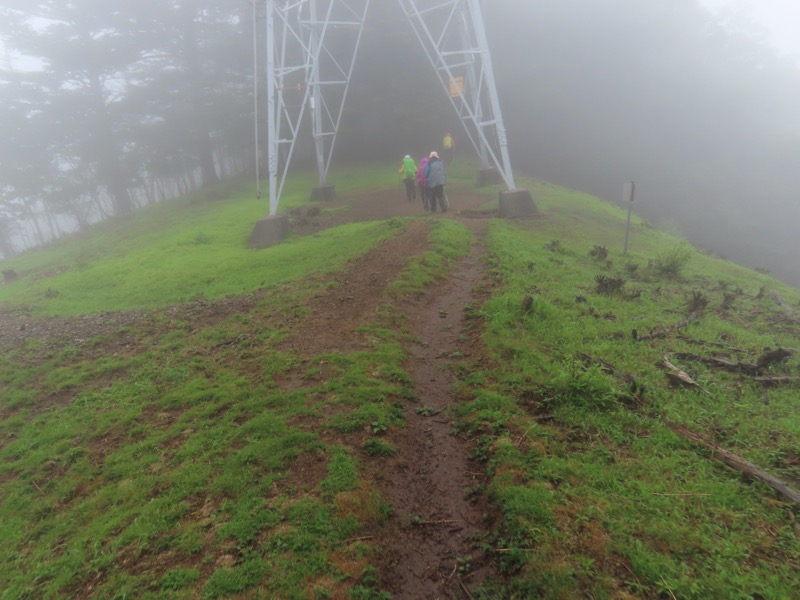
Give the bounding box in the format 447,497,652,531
416,156,430,212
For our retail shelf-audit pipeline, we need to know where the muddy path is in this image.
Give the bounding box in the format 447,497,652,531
377,218,495,598
273,188,502,596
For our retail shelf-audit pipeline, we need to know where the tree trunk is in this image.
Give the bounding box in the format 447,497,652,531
181,3,219,188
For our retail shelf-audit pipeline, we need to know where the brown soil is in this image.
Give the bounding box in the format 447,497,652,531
280,187,500,596
1,184,502,597
376,217,495,598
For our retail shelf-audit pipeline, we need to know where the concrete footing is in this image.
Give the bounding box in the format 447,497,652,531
499,189,539,218
248,214,289,248
476,167,504,187
310,184,336,202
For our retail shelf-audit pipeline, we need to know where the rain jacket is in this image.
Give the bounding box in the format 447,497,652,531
416,157,429,187
399,155,417,179
424,156,446,188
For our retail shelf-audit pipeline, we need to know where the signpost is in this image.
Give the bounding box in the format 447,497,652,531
623,181,636,255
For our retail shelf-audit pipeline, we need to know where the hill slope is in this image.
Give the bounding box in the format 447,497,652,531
1,175,799,599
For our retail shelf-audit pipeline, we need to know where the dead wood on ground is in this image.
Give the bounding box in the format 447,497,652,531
660,354,709,394
676,335,744,353
670,348,794,378
753,376,800,385
672,352,761,376
756,347,795,370
670,424,800,509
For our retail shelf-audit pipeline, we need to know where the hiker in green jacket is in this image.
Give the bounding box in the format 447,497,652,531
398,154,417,202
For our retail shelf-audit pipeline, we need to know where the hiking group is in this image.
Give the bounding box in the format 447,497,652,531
398,133,454,213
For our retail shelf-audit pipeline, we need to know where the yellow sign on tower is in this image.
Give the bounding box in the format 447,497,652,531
449,76,465,97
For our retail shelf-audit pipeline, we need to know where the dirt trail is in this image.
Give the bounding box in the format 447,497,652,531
378,218,494,599
283,188,499,596
279,219,431,357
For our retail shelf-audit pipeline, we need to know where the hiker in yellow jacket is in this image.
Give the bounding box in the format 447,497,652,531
443,132,455,165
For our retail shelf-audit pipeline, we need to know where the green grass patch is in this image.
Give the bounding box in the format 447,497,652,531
458,181,800,598
389,218,473,296
0,201,401,316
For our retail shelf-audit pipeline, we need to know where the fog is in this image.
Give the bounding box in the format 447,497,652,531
2,0,800,284
481,0,800,284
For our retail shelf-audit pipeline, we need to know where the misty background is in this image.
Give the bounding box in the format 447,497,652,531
2,0,799,284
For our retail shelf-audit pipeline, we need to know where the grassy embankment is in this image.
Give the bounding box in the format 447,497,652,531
461,178,800,598
1,162,799,598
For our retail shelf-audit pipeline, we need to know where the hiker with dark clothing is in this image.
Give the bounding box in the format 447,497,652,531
423,151,447,213
399,154,417,202
417,156,430,211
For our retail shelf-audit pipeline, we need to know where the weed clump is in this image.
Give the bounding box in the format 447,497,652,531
652,243,693,279
595,274,624,296
551,364,618,411
544,239,563,253
363,438,394,457
686,290,709,313
589,245,609,260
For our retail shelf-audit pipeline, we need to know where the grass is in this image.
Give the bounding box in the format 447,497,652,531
453,182,800,598
0,288,413,597
389,218,473,296
2,162,800,598
0,161,481,317
0,215,400,317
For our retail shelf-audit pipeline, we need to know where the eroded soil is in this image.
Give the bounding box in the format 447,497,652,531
377,218,494,598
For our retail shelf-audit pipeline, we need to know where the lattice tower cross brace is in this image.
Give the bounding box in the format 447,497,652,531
263,0,517,215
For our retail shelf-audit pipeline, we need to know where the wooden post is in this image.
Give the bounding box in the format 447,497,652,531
623,181,635,255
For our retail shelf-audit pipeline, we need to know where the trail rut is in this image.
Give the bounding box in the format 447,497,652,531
378,219,495,599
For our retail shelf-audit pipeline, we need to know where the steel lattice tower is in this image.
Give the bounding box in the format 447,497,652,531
252,0,535,244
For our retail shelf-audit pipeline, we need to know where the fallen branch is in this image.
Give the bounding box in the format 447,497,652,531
757,348,796,370
670,424,800,509
660,354,709,395
660,576,678,600
676,335,745,353
457,578,475,600
344,536,374,544
672,352,760,376
634,312,701,341
753,376,800,385
652,492,711,497
705,356,760,375
412,518,460,526
671,348,795,378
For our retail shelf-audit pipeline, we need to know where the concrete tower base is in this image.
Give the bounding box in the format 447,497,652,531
499,189,539,218
310,185,336,202
248,214,289,248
